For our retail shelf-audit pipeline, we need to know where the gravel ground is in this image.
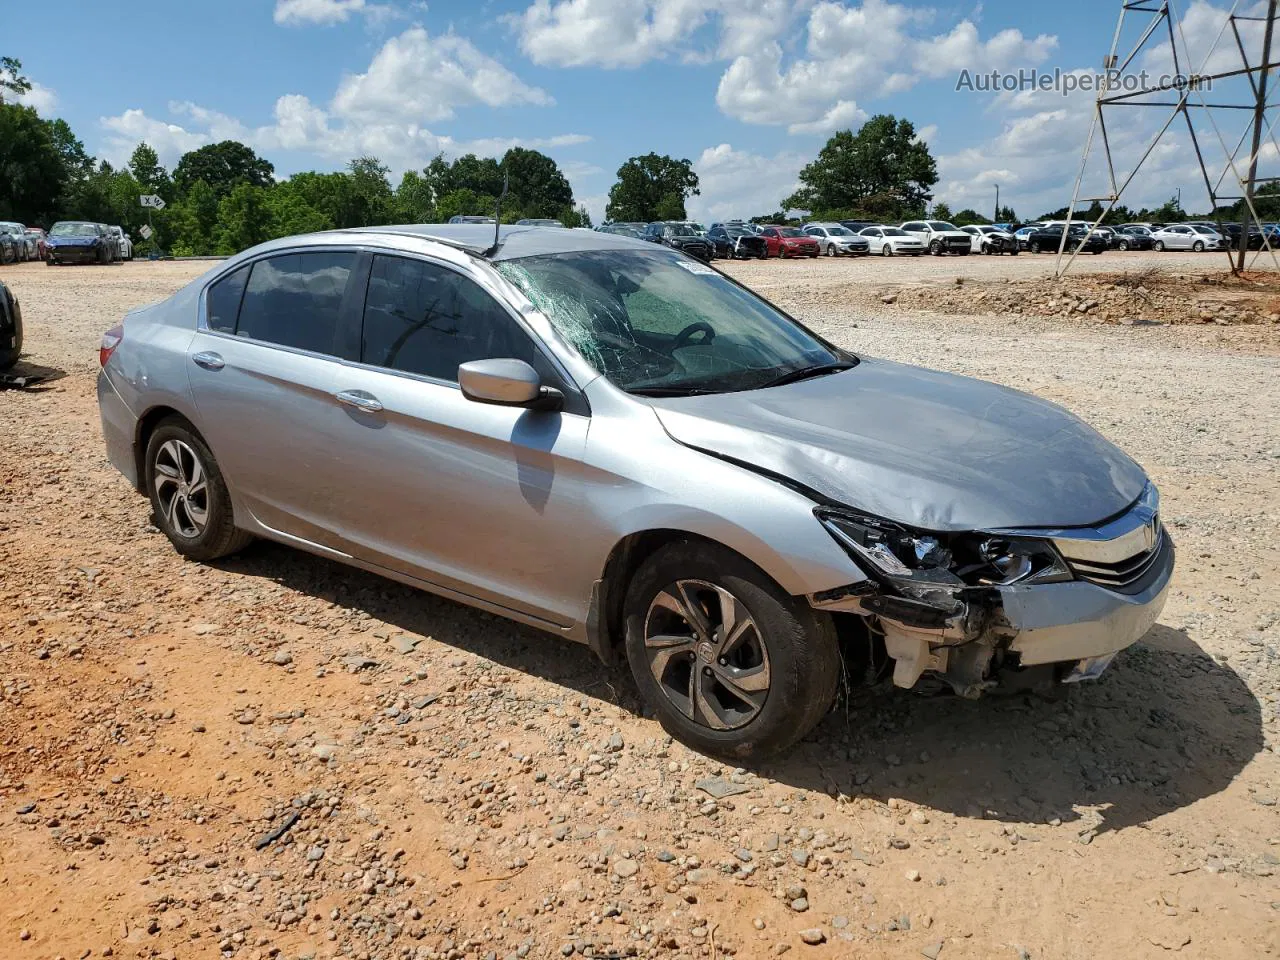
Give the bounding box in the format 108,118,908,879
0,254,1278,960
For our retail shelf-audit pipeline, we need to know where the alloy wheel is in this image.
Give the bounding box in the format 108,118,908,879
153,439,210,538
643,579,771,731
881,245,892,257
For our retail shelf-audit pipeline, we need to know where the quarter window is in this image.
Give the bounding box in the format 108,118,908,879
361,255,541,382
206,264,249,333
236,251,356,354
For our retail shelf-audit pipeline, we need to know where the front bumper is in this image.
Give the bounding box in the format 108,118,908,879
48,244,100,262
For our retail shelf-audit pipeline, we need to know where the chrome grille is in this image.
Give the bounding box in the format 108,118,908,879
1061,526,1164,589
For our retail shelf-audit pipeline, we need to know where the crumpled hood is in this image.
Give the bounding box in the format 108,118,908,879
647,357,1148,531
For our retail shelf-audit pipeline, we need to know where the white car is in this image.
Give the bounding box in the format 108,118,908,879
1150,224,1221,252
108,226,133,261
899,219,972,255
802,223,871,256
960,224,1019,255
858,225,926,256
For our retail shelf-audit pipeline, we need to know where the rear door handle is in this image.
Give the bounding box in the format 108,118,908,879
335,389,383,413
192,351,224,370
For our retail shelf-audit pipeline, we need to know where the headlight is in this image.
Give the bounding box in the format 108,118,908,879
817,509,1072,597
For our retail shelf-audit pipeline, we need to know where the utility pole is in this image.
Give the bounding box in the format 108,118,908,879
1240,0,1279,272
994,184,1000,223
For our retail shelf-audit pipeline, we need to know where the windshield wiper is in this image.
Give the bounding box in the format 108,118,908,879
628,385,716,397
757,361,856,389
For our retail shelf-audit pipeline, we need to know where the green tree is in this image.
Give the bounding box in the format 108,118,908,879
265,188,332,237
931,201,953,222
606,153,699,222
347,155,394,225
0,57,32,104
394,170,435,223
46,118,93,183
166,178,220,255
563,203,593,228
501,147,573,219
214,182,273,254
174,141,274,200
436,188,493,222
129,142,171,197
951,207,989,226
278,171,360,229
996,205,1018,223
0,102,67,223
784,115,937,220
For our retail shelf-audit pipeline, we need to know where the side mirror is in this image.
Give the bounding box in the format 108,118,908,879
458,358,562,411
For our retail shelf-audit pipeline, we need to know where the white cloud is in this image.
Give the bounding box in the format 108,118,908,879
689,143,807,223
273,0,395,26
510,0,715,68
333,27,552,124
15,80,58,115
98,25,581,175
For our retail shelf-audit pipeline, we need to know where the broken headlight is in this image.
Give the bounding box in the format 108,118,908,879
817,510,1072,594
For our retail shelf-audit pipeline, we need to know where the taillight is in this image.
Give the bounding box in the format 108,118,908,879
100,323,123,367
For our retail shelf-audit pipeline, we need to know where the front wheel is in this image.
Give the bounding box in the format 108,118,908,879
1153,240,1165,251
146,418,253,562
881,244,893,257
929,240,942,255
824,244,835,257
1117,240,1129,251
1029,241,1042,254
1193,240,1205,252
624,540,840,761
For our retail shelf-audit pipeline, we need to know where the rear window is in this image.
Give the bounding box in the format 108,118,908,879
206,265,249,333
236,251,356,355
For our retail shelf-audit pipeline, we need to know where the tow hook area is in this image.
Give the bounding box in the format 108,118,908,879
810,584,998,697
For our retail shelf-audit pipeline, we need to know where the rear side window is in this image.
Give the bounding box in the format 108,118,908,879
361,255,541,382
206,265,249,333
236,251,356,354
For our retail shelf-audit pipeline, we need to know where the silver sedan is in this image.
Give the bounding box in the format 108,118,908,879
97,225,1173,759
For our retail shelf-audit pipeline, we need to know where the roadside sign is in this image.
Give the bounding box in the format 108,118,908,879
138,224,153,240
140,195,166,210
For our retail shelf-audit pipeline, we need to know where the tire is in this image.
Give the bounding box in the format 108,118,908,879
929,240,942,255
0,293,21,371
1193,240,1205,252
623,539,840,761
1029,241,1042,254
824,244,835,257
1117,240,1129,251
1010,248,1019,256
45,258,55,266
881,244,893,257
1092,247,1103,255
145,417,253,562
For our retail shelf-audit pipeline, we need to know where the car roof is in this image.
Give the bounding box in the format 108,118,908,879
266,223,657,262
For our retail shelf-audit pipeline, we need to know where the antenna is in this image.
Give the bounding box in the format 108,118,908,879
483,173,509,258
1057,0,1280,277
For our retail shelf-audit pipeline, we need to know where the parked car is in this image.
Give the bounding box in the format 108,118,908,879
802,223,870,257
515,219,564,227
1150,224,1221,252
0,222,31,262
0,277,21,370
97,223,121,262
598,223,646,239
642,222,713,261
96,224,1174,759
758,225,820,258
448,215,496,224
857,226,926,256
45,221,115,264
1112,227,1154,251
1214,222,1265,251
1012,225,1040,251
108,226,134,261
25,227,48,260
837,220,879,233
900,220,972,255
1025,224,1107,255
960,224,1018,255
707,223,767,259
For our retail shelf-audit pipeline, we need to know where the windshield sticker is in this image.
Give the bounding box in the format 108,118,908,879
675,260,716,275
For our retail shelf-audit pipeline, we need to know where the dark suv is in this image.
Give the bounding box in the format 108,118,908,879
643,222,713,261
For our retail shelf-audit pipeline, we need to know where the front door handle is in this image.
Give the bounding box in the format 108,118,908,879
335,389,383,413
192,351,224,370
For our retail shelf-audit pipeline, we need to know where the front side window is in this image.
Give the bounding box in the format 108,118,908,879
362,255,541,382
496,248,845,397
236,251,356,355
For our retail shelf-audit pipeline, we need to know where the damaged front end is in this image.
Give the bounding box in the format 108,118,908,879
808,489,1173,697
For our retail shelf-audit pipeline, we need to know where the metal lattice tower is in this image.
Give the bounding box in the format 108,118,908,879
1058,0,1280,276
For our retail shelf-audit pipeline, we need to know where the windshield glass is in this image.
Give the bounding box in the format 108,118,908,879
496,249,843,395
879,228,908,237
1191,225,1217,234
666,224,697,237
50,221,97,237
778,227,805,238
824,226,854,236
927,221,958,231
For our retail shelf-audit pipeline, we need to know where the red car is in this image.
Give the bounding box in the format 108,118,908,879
759,225,820,258
25,228,47,261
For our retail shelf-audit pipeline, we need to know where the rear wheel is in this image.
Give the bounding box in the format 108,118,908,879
624,540,840,761
146,418,252,562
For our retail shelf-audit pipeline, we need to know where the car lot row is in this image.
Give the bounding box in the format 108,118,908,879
0,219,134,265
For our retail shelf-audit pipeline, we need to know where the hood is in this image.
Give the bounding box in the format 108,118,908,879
647,357,1147,532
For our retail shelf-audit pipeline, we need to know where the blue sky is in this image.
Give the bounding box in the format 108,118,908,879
5,0,1268,222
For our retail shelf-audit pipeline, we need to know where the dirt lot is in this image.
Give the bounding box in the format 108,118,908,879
1,251,1277,960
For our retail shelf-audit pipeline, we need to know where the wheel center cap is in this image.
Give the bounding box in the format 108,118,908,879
696,641,715,663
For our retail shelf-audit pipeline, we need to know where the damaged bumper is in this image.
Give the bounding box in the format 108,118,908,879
810,526,1174,696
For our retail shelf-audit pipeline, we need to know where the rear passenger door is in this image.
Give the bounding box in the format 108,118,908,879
186,248,367,549
323,253,592,628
